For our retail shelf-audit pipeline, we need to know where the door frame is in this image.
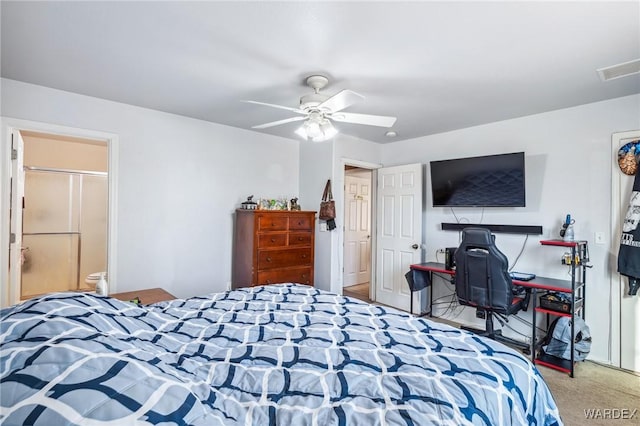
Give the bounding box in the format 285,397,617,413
1,118,119,307
340,158,381,301
610,129,640,369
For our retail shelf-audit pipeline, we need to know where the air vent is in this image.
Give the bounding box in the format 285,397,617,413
597,59,640,81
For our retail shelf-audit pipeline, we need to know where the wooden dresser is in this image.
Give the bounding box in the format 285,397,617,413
233,210,316,288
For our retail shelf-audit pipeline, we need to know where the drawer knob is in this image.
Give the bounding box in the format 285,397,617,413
301,254,307,259
266,257,272,262
302,274,307,279
298,237,303,241
270,238,276,242
266,280,272,284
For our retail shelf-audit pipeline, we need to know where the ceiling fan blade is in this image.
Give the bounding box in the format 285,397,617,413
330,112,397,128
243,100,305,114
318,90,364,113
252,116,307,129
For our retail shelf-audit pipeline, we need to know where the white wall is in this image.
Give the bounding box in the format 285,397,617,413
379,94,640,365
299,141,333,291
1,78,300,301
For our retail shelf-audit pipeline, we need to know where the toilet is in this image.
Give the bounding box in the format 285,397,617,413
85,272,107,287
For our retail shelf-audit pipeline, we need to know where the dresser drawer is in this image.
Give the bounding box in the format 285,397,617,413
257,267,313,286
257,215,288,231
258,248,312,269
288,232,312,246
289,215,313,231
258,233,287,248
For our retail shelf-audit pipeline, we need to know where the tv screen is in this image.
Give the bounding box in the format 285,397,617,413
430,152,525,207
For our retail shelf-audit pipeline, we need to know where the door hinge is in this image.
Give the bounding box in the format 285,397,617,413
11,149,18,160
10,233,16,244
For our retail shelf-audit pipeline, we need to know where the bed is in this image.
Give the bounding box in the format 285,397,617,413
0,284,562,425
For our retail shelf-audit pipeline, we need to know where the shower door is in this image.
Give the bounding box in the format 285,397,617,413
20,169,107,299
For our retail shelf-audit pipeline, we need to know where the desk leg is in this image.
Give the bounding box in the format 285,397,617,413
531,288,537,363
429,271,433,317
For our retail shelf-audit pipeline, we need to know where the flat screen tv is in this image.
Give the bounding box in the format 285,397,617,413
430,152,525,207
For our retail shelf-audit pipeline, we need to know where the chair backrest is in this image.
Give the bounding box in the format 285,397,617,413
454,227,514,313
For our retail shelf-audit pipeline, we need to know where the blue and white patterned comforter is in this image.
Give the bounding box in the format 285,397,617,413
0,284,562,425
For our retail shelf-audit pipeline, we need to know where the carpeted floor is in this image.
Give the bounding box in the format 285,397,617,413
540,361,640,425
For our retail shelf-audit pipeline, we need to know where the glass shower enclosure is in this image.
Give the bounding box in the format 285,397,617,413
20,167,107,299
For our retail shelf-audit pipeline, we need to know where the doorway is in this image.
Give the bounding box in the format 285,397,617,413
343,166,373,303
4,121,117,307
17,131,107,299
610,130,640,373
339,161,423,312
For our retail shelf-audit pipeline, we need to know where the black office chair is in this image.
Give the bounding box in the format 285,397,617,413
454,227,531,352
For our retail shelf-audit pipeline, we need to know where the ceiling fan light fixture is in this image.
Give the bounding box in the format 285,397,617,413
305,119,322,139
294,126,308,139
296,116,337,142
316,120,338,142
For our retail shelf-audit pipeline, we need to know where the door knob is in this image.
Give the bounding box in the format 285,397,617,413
412,244,419,249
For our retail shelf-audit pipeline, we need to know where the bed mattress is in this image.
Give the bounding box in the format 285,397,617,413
0,284,562,425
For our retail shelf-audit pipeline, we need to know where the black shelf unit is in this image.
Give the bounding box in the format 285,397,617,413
532,239,588,377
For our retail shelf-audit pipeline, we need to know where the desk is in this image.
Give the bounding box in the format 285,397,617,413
409,261,585,376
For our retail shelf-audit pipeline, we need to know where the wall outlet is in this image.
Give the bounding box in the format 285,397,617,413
594,232,605,245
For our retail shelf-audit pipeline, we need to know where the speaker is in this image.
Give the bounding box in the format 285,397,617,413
445,247,457,270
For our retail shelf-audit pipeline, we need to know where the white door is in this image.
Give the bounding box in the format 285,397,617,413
611,130,640,372
375,163,423,313
9,130,25,305
344,173,371,287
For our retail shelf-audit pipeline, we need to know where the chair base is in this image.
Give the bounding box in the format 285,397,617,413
461,325,531,355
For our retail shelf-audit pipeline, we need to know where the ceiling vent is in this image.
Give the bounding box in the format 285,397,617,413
597,59,640,81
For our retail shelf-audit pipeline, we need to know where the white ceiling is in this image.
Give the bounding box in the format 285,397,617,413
2,1,639,144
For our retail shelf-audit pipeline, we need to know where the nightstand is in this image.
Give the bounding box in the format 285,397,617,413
110,288,176,305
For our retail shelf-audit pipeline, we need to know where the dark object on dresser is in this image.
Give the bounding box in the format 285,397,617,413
233,210,316,288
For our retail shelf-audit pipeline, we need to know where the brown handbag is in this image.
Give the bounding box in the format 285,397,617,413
319,179,336,220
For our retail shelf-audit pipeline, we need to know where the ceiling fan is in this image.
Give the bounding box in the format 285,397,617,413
244,75,397,142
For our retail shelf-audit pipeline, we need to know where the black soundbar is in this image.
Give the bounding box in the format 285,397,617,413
441,223,543,235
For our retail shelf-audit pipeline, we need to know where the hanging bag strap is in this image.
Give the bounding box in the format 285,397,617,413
322,180,333,201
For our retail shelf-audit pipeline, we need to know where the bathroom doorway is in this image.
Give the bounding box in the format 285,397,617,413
14,131,108,300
